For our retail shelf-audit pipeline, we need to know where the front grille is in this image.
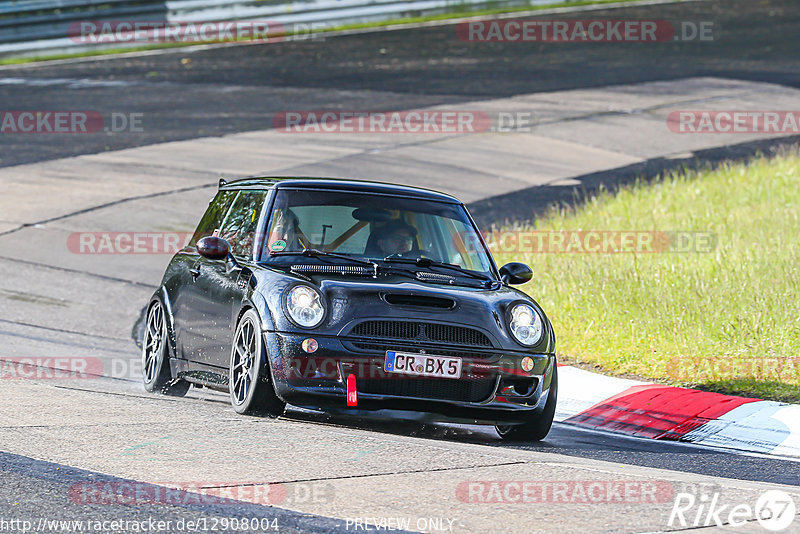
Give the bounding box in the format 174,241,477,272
358,376,497,403
349,321,492,347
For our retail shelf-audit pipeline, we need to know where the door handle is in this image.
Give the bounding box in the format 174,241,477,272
189,266,201,280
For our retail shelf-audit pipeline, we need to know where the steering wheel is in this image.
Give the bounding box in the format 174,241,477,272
384,250,434,261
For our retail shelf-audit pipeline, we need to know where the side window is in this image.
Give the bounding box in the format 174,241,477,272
219,190,268,259
190,190,237,246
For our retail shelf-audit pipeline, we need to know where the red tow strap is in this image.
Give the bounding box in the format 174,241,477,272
347,374,357,406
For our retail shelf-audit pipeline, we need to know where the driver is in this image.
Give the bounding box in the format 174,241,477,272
373,222,418,256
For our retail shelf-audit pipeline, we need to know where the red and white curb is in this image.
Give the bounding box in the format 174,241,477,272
555,365,800,459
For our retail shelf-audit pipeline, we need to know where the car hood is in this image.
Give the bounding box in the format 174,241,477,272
254,269,553,353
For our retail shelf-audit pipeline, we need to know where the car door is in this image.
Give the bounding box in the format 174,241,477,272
170,189,237,361
185,189,268,369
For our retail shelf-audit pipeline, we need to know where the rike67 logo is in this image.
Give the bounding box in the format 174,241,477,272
669,490,797,531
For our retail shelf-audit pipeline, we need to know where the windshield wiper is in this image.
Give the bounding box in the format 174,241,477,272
270,248,378,270
381,255,495,283
265,263,312,281
369,263,475,287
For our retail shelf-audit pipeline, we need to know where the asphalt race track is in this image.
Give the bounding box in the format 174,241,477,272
0,0,798,169
0,0,799,532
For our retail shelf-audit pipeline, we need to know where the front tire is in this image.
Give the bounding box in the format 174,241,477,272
142,299,190,396
496,365,558,442
229,309,286,417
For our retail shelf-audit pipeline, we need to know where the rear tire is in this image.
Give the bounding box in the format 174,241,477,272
496,365,557,441
142,299,190,396
229,309,286,417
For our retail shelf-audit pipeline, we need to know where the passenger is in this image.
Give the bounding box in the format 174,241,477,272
266,209,303,253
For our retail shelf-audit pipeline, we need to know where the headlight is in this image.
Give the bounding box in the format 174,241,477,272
508,303,543,346
285,285,325,328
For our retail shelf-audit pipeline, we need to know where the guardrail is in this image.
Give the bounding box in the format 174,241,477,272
0,0,559,58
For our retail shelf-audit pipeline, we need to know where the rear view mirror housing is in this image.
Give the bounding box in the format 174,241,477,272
499,262,533,285
197,236,230,260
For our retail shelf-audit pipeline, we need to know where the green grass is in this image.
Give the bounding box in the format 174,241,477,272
0,0,649,65
492,151,800,403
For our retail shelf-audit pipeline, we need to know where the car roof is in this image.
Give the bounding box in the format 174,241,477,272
219,176,461,204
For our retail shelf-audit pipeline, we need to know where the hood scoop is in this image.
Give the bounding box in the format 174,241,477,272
382,293,456,309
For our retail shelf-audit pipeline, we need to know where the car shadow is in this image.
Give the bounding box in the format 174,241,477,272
179,389,799,486
282,406,800,487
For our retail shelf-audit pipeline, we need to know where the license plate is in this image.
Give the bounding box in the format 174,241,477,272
384,351,462,379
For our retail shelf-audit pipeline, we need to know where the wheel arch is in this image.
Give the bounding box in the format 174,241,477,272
249,290,276,333
155,286,179,361
235,294,276,380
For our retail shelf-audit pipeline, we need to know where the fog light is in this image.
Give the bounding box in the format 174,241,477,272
521,357,534,372
301,338,318,353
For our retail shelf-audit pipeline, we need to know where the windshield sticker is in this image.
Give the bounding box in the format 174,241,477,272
270,240,287,252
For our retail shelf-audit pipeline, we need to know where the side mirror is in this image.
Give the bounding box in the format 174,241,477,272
499,262,533,285
197,236,230,260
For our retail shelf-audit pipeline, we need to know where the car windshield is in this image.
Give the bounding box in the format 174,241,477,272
259,188,495,276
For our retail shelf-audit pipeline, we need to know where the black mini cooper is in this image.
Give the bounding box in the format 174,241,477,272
142,177,557,440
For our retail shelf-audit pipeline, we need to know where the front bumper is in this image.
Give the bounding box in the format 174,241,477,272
264,331,556,424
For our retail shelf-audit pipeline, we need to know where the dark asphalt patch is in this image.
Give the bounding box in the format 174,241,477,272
467,134,800,227
0,450,362,534
0,0,797,169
